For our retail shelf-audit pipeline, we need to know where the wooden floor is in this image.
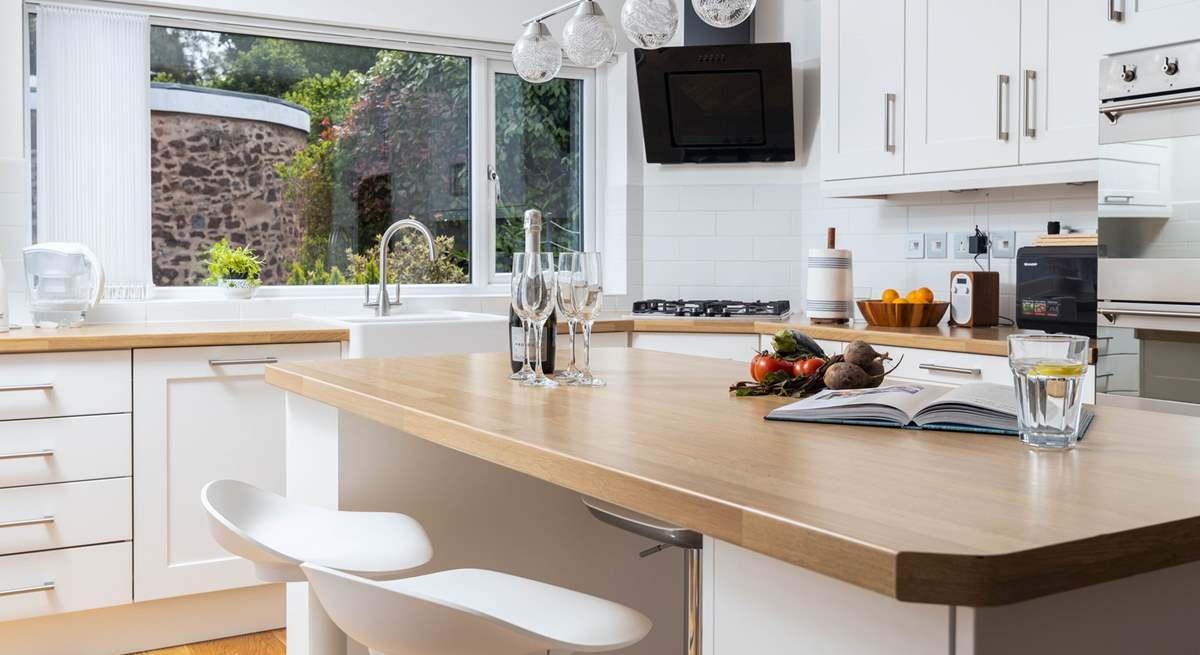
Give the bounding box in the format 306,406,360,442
131,630,285,655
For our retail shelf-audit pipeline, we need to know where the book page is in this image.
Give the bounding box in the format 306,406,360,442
925,383,1018,416
774,383,950,423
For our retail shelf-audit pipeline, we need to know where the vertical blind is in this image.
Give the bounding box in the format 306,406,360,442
36,3,151,300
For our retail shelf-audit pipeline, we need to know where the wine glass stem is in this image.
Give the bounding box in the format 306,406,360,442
568,319,578,371
521,319,534,373
532,320,546,382
582,320,594,377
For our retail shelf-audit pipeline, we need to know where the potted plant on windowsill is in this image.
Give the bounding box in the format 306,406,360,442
202,239,263,299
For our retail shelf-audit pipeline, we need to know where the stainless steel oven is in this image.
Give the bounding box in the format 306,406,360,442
1098,41,1200,415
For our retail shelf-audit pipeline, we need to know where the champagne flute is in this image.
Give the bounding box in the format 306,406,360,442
514,252,558,389
556,252,584,383
509,255,535,382
573,252,605,388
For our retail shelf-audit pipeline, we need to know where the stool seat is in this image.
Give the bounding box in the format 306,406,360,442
201,480,432,582
303,563,653,655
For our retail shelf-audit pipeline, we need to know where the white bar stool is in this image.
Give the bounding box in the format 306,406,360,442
201,479,434,655
201,479,433,581
302,563,653,655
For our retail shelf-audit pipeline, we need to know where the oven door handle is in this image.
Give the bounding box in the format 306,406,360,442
1099,308,1200,321
1101,93,1200,123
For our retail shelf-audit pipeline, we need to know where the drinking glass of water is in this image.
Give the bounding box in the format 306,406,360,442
1008,334,1090,449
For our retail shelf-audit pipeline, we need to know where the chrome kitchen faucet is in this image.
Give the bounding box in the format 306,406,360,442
365,219,437,317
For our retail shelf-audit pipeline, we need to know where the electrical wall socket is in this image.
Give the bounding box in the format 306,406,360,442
905,233,925,259
924,232,947,259
991,230,1017,258
951,232,973,259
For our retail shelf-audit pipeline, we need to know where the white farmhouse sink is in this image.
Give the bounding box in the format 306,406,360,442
299,311,509,358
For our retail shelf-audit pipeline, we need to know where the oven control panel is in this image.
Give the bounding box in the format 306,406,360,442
1100,41,1200,101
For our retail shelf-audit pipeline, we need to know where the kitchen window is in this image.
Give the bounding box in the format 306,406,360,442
26,7,595,294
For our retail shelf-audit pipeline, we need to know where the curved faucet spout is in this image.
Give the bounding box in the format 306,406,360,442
374,219,438,317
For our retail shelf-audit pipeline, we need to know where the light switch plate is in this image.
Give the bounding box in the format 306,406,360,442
991,230,1017,258
905,233,925,259
924,232,947,259
951,232,973,259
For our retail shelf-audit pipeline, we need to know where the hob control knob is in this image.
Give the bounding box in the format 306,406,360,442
1121,64,1138,82
1163,58,1180,76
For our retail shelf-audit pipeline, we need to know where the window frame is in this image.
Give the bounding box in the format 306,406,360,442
484,58,597,289
22,1,598,299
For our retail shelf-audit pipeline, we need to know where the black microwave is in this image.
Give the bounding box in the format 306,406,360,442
1015,246,1097,337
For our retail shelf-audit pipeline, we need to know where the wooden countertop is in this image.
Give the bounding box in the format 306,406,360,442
268,349,1200,607
575,317,1021,356
0,320,348,353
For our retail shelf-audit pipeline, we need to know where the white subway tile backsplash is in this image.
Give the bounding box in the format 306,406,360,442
0,226,24,262
753,185,803,211
0,192,27,228
677,236,753,261
644,261,715,286
678,185,754,211
643,285,681,299
907,203,977,231
715,261,790,287
643,186,681,212
644,211,716,236
752,236,805,262
0,159,25,195
643,236,680,261
716,210,790,236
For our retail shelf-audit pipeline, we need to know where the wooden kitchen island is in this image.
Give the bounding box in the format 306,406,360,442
269,349,1200,655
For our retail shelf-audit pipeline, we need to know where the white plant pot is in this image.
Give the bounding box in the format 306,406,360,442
219,278,256,300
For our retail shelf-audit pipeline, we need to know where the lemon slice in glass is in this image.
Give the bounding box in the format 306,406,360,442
1032,362,1085,377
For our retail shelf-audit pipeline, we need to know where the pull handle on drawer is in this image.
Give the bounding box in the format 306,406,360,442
0,383,54,393
0,582,55,598
0,449,54,461
0,516,55,529
208,357,279,367
919,363,982,376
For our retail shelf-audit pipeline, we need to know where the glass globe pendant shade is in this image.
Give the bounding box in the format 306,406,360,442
513,21,563,84
562,1,617,68
620,0,679,49
691,0,757,28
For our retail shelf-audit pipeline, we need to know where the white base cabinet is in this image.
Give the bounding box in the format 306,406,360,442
133,342,340,602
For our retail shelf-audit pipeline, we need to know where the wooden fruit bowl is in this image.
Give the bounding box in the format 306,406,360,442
857,300,949,328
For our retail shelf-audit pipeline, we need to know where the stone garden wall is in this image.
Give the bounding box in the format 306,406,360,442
149,85,310,286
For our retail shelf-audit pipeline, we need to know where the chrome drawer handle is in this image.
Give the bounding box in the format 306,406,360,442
1107,0,1123,21
0,515,55,529
1024,70,1037,138
208,357,279,367
997,74,1011,142
919,363,982,376
0,449,54,461
1103,195,1133,204
0,383,54,393
0,582,55,598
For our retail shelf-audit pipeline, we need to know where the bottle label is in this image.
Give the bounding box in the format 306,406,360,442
511,326,548,361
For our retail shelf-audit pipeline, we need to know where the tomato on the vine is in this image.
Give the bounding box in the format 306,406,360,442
750,353,793,382
793,357,825,379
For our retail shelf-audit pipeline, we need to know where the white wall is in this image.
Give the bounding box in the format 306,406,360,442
1,0,27,315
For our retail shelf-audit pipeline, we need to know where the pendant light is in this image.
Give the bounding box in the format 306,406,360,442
562,1,617,68
620,0,679,49
691,0,756,28
512,21,563,84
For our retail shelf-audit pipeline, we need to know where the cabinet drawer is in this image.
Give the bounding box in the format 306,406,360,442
0,414,131,488
0,542,131,621
0,478,131,556
0,351,131,420
881,346,1013,386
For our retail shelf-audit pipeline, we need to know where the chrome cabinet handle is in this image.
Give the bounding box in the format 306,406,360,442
0,383,53,393
997,74,1011,142
1100,309,1200,320
1103,195,1133,204
1108,0,1123,21
884,93,897,154
1101,92,1200,123
0,582,55,598
919,363,982,376
0,515,55,529
0,449,54,461
208,357,279,367
1023,70,1037,138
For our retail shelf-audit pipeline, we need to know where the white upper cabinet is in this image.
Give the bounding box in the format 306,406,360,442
820,0,905,180
1104,0,1200,55
1020,0,1101,164
904,0,1021,174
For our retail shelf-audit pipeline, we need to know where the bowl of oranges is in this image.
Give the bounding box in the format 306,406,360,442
857,288,949,328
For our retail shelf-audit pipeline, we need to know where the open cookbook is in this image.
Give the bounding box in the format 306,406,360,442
765,382,1094,437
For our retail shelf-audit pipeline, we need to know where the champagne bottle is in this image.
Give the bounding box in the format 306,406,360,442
509,209,556,374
